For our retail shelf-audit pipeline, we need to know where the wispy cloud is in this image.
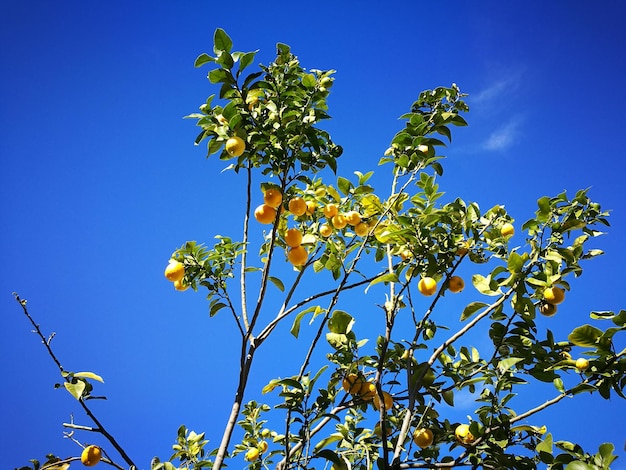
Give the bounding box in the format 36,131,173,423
483,118,522,151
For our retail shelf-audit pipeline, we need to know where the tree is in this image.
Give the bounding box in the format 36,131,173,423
14,28,626,470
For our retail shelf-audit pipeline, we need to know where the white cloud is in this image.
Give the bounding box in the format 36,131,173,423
483,118,522,151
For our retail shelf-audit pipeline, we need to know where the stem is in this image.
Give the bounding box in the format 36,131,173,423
13,294,137,469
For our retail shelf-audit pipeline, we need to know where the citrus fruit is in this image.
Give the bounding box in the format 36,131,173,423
399,248,412,261
305,200,317,216
225,136,245,157
372,391,394,411
245,448,260,461
261,428,271,438
319,223,333,238
288,197,307,216
575,358,590,371
173,279,189,292
345,211,362,226
412,428,434,449
500,223,515,238
538,302,557,317
331,214,347,229
81,445,102,467
164,260,185,282
358,381,376,401
418,277,437,296
354,222,370,237
456,243,469,256
263,188,283,208
287,246,308,266
543,286,565,305
410,363,436,389
323,203,338,218
254,204,276,224
374,421,392,437
284,228,303,247
448,276,464,293
455,424,475,445
258,441,269,453
341,373,363,394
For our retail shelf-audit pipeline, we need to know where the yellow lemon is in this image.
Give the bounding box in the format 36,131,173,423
418,277,437,296
254,204,276,224
164,260,185,282
284,228,303,247
263,188,283,208
81,446,102,467
412,428,434,449
288,197,307,216
287,246,308,266
225,136,245,157
543,286,565,305
500,223,515,238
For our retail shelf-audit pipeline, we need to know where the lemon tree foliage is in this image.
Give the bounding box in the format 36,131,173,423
13,28,626,470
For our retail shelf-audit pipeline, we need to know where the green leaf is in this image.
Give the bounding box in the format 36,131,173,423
74,371,104,383
564,462,595,470
302,73,316,88
209,302,227,317
337,176,352,195
442,390,454,406
194,53,215,68
460,301,488,321
328,310,354,335
290,306,319,338
268,276,285,292
498,357,523,373
553,377,565,393
472,274,501,296
365,273,398,293
507,252,524,273
64,381,86,400
568,324,603,347
213,28,233,54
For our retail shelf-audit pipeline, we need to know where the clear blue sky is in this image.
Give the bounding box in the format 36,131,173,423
2,1,626,469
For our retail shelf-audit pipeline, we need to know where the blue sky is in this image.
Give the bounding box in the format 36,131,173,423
2,1,626,469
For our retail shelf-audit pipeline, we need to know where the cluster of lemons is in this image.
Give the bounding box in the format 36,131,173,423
244,430,271,462
538,285,566,317
341,373,393,411
164,259,188,291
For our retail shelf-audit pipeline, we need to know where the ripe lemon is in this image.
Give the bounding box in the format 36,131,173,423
539,302,557,317
287,246,308,266
173,279,189,292
372,391,394,411
323,203,338,218
412,428,434,449
305,200,317,216
354,222,370,237
345,211,362,226
341,373,363,394
575,358,590,371
455,424,475,445
225,136,245,157
164,260,185,282
81,445,102,467
448,276,464,293
284,228,303,247
319,224,333,238
358,381,376,401
331,214,347,229
500,223,515,238
418,277,437,296
288,197,307,216
245,448,260,461
254,204,276,224
543,286,565,305
258,441,269,453
263,188,283,208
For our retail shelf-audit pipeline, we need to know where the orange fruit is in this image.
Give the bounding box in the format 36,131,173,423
543,286,565,305
539,302,557,317
331,214,347,229
345,211,362,226
287,246,308,266
284,228,303,247
323,203,338,218
341,373,363,394
418,277,437,296
448,276,464,293
358,382,376,401
412,428,434,449
81,445,102,467
500,223,515,238
455,424,475,445
305,200,317,216
575,358,590,371
164,260,185,282
264,188,283,208
245,448,260,461
354,222,370,237
225,136,245,157
254,204,276,224
258,441,269,453
372,391,393,411
173,279,189,292
288,197,307,216
319,223,333,238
